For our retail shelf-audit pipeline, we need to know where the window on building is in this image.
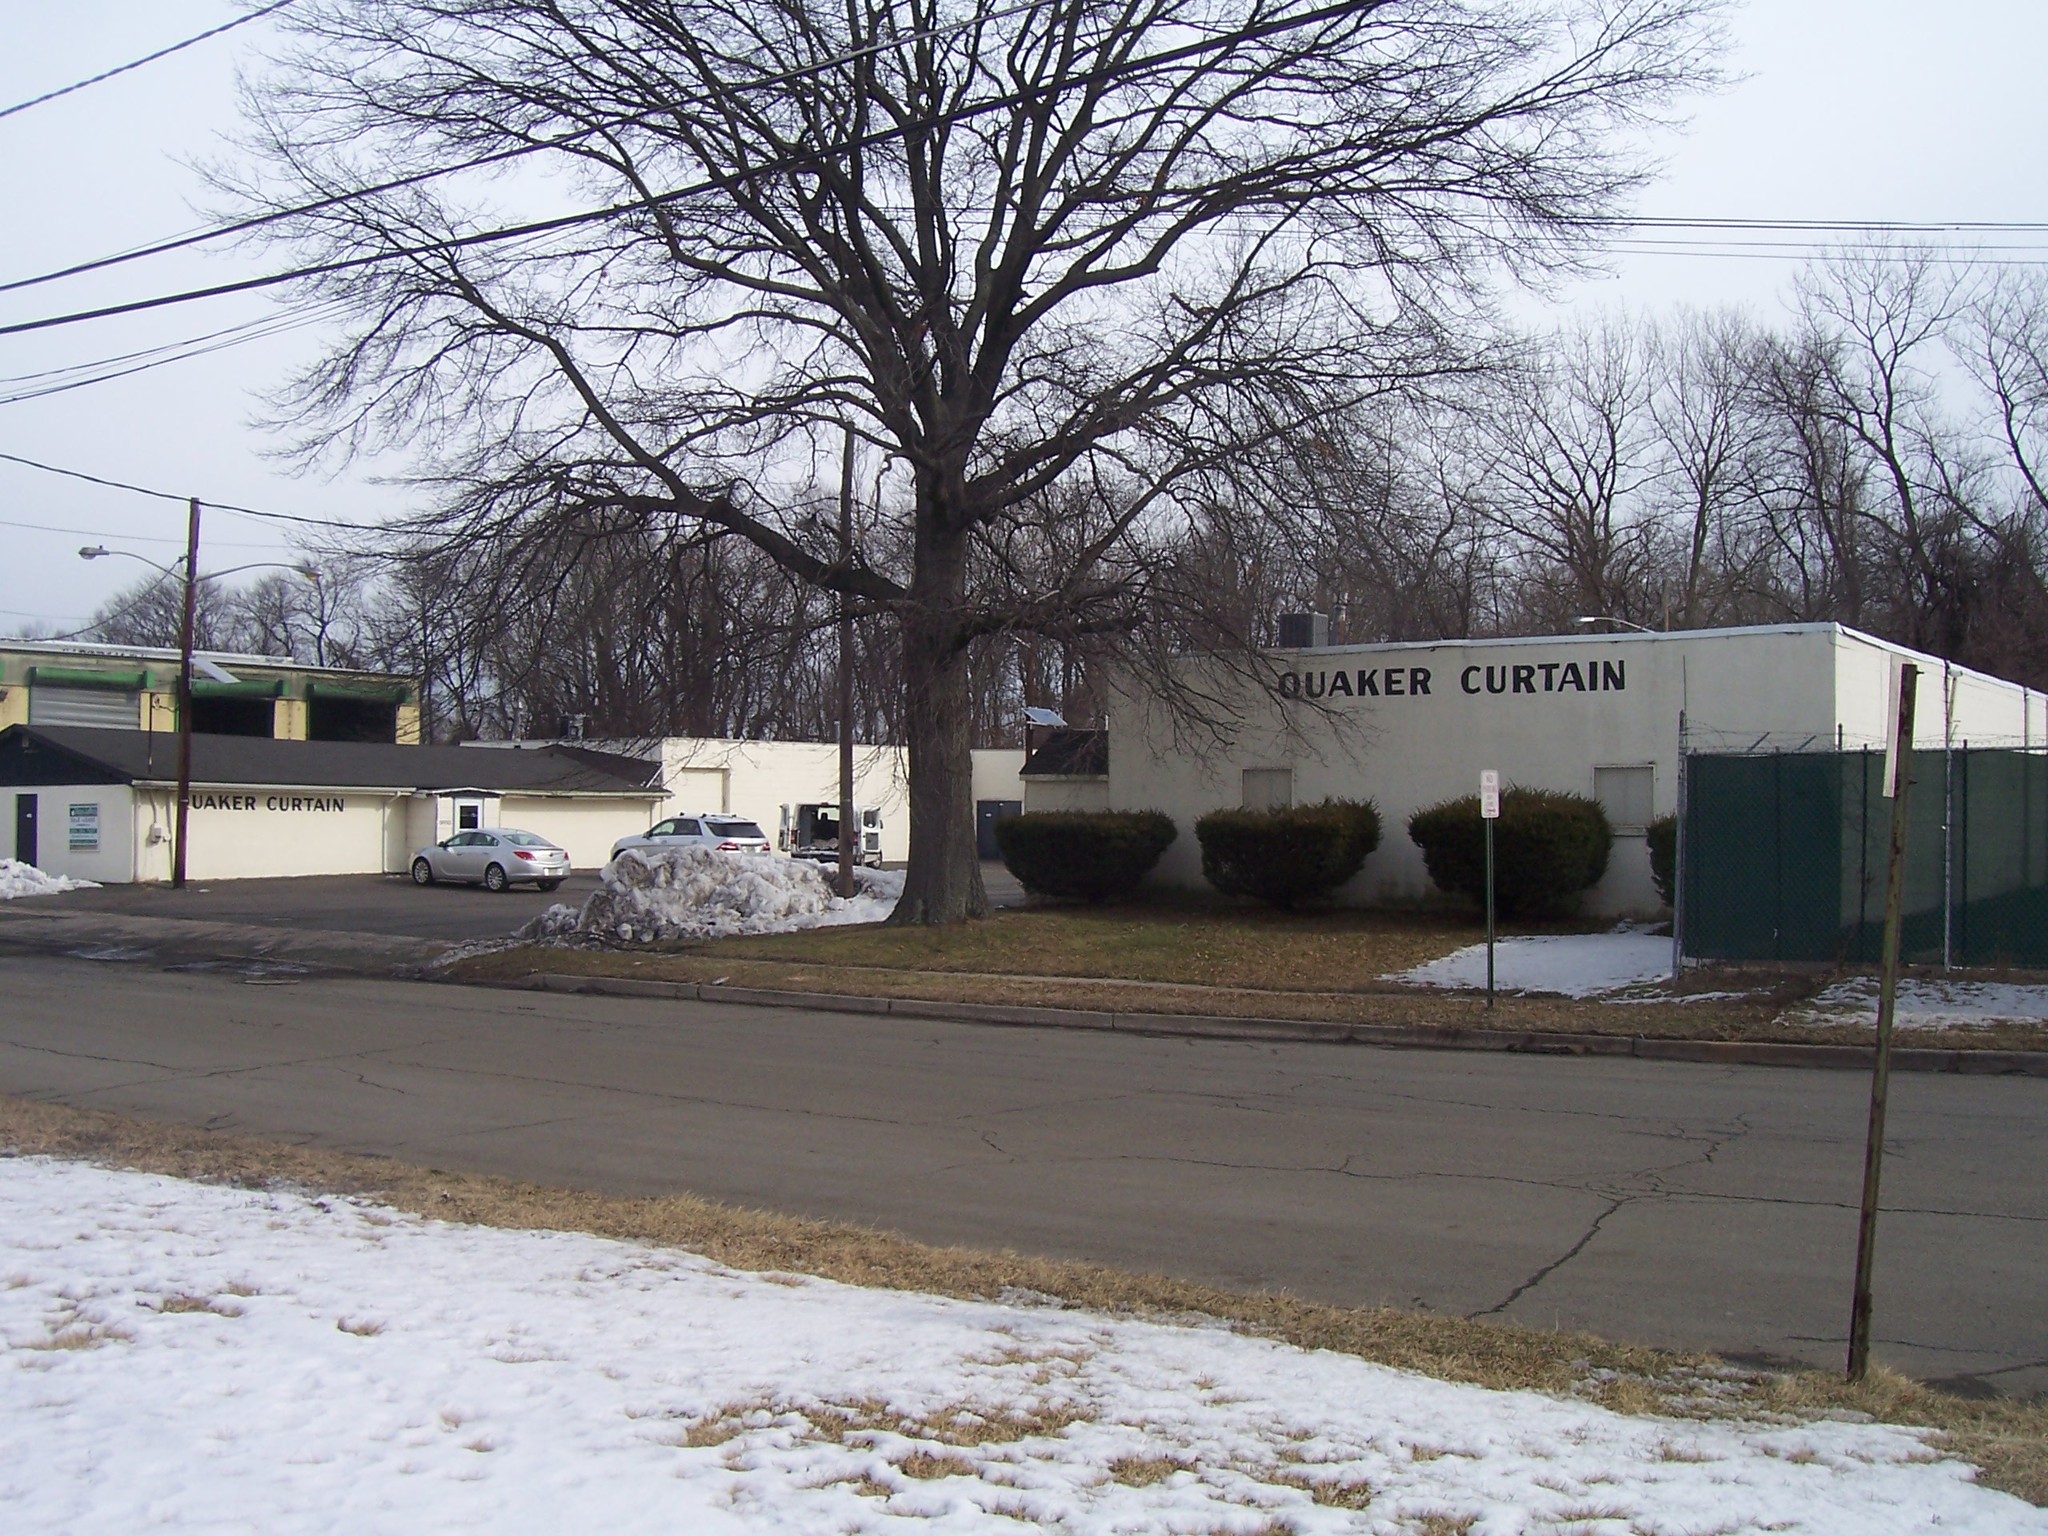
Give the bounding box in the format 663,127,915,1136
307,694,399,742
1594,764,1655,832
457,804,481,830
1241,767,1293,811
190,695,274,737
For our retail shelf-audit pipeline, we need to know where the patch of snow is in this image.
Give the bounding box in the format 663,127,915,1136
2,1155,2037,1534
1793,976,2048,1031
1386,930,1675,999
521,846,900,945
0,858,99,900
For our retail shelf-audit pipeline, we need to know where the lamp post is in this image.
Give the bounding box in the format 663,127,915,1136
79,527,316,889
1572,614,1659,635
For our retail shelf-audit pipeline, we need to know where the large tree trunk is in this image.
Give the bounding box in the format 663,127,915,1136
889,525,988,925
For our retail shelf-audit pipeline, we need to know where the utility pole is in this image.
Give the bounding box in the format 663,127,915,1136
1848,662,1917,1382
836,426,857,898
171,497,202,890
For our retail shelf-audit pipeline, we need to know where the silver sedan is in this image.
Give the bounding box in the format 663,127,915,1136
410,828,571,892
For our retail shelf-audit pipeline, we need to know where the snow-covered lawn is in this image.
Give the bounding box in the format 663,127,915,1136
523,845,900,944
1386,930,1674,999
0,859,99,900
1793,976,2048,1031
2,1157,2037,1533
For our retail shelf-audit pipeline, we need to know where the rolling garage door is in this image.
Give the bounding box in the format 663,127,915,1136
29,679,142,729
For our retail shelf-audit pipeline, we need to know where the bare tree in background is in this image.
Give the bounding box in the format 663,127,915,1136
228,0,1724,921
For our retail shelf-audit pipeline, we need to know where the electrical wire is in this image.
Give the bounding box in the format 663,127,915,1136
0,0,1052,301
0,449,380,532
0,0,299,123
0,515,277,549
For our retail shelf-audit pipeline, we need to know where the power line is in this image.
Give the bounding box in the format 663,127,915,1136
0,514,277,549
0,0,299,124
0,449,381,532
0,0,1052,302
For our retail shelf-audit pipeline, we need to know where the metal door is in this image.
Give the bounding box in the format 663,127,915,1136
975,799,1021,860
13,793,36,867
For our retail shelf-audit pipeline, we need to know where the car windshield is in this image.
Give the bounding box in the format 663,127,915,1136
709,820,766,839
501,831,555,847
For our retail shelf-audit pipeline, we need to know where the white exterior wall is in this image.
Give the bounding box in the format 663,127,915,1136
1102,624,2043,918
500,795,661,869
6,786,140,884
144,785,407,882
970,749,1027,805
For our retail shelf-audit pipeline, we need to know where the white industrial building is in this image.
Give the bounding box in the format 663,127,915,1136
0,728,662,883
489,736,1028,863
1021,623,2048,916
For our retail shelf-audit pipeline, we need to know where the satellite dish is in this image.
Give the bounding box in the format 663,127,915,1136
1022,706,1067,728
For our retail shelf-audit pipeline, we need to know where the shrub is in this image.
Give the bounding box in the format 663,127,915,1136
1646,813,1678,909
1195,799,1382,908
1406,787,1612,918
993,810,1177,902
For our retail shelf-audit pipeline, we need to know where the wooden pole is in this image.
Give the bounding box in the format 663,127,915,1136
1848,663,1917,1382
837,426,857,898
171,497,202,890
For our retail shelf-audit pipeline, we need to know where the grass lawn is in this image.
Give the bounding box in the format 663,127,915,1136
442,900,2048,1051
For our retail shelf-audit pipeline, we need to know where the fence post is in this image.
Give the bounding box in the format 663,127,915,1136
1671,711,1687,981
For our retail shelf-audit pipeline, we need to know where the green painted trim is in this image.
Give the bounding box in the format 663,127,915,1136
28,666,147,690
307,682,413,704
191,679,285,699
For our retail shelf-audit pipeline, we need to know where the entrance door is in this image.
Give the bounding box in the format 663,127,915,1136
14,793,37,868
975,799,1022,860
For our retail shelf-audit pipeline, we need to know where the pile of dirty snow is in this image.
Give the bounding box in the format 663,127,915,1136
522,845,901,945
0,859,99,900
4,1154,2036,1535
1386,928,1673,999
1794,975,2048,1031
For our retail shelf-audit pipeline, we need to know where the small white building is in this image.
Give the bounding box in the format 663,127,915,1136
1026,623,2048,916
1,727,662,883
485,736,1028,864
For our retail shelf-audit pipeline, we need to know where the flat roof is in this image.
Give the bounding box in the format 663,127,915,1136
1,638,405,682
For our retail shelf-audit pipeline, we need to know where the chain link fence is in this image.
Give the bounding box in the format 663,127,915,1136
1679,746,2048,967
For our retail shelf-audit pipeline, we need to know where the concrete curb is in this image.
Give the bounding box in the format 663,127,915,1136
498,970,2048,1076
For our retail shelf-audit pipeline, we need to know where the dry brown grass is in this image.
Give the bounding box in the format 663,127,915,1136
1108,1452,1195,1486
895,1448,977,1480
1273,1470,1376,1509
4,1092,2043,1504
445,924,2048,1052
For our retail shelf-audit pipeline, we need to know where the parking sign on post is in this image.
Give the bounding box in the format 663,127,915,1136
1480,771,1499,1005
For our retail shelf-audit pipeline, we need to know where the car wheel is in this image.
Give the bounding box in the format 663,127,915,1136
411,857,435,886
535,879,561,892
483,862,509,893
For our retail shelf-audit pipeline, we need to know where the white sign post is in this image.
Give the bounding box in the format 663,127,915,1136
1480,770,1500,1007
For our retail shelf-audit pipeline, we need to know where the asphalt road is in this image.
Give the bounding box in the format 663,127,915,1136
3,952,2042,1398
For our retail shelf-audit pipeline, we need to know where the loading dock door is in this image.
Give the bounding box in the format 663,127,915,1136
976,799,1022,860
13,793,37,867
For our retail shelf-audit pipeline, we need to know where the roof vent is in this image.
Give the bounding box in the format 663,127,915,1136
1276,612,1330,649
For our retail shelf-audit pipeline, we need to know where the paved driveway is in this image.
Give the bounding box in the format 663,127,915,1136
8,872,600,944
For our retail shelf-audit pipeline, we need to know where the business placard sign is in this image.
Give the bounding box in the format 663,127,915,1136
67,801,99,851
1274,654,1629,703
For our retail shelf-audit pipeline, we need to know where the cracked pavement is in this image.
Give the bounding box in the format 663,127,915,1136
2,951,2043,1397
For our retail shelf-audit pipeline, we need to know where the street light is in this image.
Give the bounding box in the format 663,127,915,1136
1572,614,1658,635
78,527,317,889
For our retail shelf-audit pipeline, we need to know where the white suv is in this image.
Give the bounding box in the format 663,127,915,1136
610,814,773,861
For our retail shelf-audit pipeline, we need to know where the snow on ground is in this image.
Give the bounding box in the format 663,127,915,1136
1794,976,2048,1031
521,846,901,944
1386,929,1674,999
1,1158,2036,1535
0,859,98,900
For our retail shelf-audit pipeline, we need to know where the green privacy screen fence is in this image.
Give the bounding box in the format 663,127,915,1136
1680,748,2048,966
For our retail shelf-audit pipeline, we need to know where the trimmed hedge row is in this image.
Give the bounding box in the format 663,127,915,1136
1195,799,1381,908
992,810,1177,901
1647,813,1677,909
1406,787,1612,918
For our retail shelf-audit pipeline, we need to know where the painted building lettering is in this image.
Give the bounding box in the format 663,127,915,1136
1274,657,1625,701
189,791,347,812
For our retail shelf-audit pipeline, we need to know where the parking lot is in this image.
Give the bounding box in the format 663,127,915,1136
7,861,1021,945
6,871,602,944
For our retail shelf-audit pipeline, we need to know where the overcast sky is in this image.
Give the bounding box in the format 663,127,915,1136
3,0,2045,637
